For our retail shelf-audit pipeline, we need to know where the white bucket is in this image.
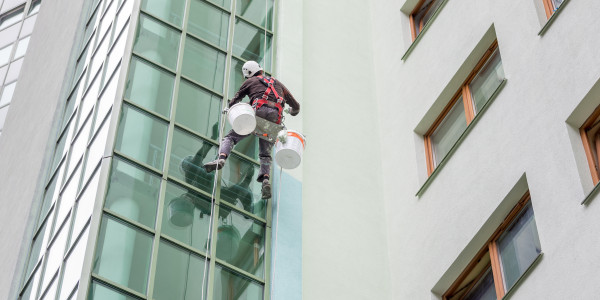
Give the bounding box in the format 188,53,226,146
275,130,306,169
228,103,256,135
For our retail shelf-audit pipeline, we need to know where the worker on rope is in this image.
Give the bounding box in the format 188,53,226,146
203,60,300,199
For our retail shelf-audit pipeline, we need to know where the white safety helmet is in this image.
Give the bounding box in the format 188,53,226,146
242,60,263,78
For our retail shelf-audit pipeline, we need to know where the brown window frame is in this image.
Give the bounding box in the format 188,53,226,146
579,105,600,185
443,192,534,300
409,0,439,41
541,0,562,19
424,41,499,176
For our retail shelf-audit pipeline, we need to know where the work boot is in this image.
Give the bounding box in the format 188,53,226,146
261,178,271,199
203,158,225,172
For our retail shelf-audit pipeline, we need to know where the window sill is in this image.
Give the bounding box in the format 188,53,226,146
416,79,507,196
538,0,570,36
401,0,449,61
502,252,544,299
581,181,600,205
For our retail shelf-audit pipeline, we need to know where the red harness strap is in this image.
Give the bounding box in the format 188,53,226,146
252,75,284,124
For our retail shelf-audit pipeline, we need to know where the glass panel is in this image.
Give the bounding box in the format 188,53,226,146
114,104,168,170
68,115,91,176
40,275,58,300
430,97,467,166
6,57,23,82
225,60,258,160
83,115,109,184
89,36,109,87
56,165,82,230
236,0,273,30
551,0,564,11
61,86,80,133
217,206,265,277
233,19,272,72
207,0,231,10
0,65,7,85
20,15,37,37
168,128,217,194
98,1,116,43
224,120,258,159
0,43,13,66
24,222,48,279
72,170,100,248
134,15,180,70
153,240,207,300
214,265,263,300
59,227,89,300
93,215,153,294
463,267,496,300
125,57,174,117
114,0,133,40
175,79,221,138
498,202,542,291
413,0,442,37
228,58,248,103
28,0,41,15
105,157,160,228
0,105,9,130
88,280,142,300
470,50,504,113
162,181,212,253
105,31,126,86
39,172,60,228
0,23,20,49
141,0,185,27
221,155,263,217
20,266,41,300
188,0,229,49
182,36,226,93
0,81,17,106
14,36,30,58
0,7,24,30
41,220,69,290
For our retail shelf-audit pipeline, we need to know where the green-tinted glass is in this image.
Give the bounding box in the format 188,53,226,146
224,121,258,159
24,222,47,279
125,57,174,118
188,0,229,49
217,206,265,277
88,280,142,300
206,0,231,10
140,0,185,27
153,240,207,300
134,15,181,70
221,155,263,218
93,216,153,294
175,79,222,139
162,181,213,252
228,58,248,103
168,128,217,194
470,50,504,113
431,97,467,166
213,265,263,300
236,0,273,30
104,157,161,228
114,105,168,170
233,19,272,72
182,36,226,92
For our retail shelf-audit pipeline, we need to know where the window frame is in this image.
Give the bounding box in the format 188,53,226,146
424,40,500,175
443,192,540,300
541,0,562,19
579,104,600,185
409,0,439,41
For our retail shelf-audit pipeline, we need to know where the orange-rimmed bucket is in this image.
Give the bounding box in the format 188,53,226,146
228,103,256,135
275,130,306,169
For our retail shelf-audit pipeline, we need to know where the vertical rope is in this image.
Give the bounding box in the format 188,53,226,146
270,166,283,297
264,0,268,69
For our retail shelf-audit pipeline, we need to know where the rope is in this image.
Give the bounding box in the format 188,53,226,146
270,165,283,297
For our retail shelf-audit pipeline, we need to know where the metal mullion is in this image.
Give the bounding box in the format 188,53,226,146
130,51,177,75
19,259,41,296
215,258,266,284
102,208,156,235
173,122,221,145
139,9,182,32
218,200,267,224
54,219,91,300
90,274,148,299
234,14,273,35
179,73,225,97
229,149,260,165
200,0,231,13
166,175,215,200
122,98,171,122
85,108,112,150
185,30,229,53
145,178,167,300
112,150,163,177
159,233,210,259
38,271,59,300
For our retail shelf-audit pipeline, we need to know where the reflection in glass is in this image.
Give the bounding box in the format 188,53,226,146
141,0,185,27
224,120,258,159
412,0,443,38
188,0,229,49
105,157,161,228
214,265,263,300
93,216,153,294
58,227,89,300
153,240,207,300
0,7,24,30
207,0,231,10
463,267,496,300
162,181,212,253
88,280,142,300
134,15,181,70
233,19,272,72
236,0,274,30
431,97,467,166
28,0,42,15
182,36,226,92
114,104,169,170
470,50,504,113
498,202,541,291
221,155,263,217
169,128,217,194
124,57,174,117
228,58,247,104
175,79,222,138
0,44,13,66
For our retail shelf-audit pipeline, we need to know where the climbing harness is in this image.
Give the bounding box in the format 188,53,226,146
252,75,285,124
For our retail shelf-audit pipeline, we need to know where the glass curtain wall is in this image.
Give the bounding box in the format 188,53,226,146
89,0,275,299
18,0,134,299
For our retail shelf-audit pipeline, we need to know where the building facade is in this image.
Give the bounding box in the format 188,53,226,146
1,0,600,299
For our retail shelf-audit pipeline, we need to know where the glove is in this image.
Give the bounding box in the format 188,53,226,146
222,107,229,114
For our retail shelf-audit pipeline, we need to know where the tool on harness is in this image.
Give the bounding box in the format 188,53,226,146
252,75,284,124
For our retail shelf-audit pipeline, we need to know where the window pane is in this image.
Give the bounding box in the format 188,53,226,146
141,0,185,27
20,15,37,37
221,155,263,217
0,22,20,49
182,36,226,92
175,79,221,138
0,44,13,66
551,0,564,11
71,170,100,248
236,0,273,30
105,157,160,228
188,0,229,49
233,19,272,72
168,128,217,194
20,266,41,300
14,36,30,58
430,97,467,166
413,0,442,37
41,220,69,290
228,58,248,103
153,240,207,300
213,265,263,300
28,0,41,15
59,228,89,300
24,222,48,279
93,215,153,294
162,181,212,253
470,50,504,113
0,105,9,131
223,120,258,160
207,0,231,10
124,57,174,117
463,267,496,300
114,104,168,170
88,280,142,300
497,202,542,291
0,7,24,30
134,15,180,70
0,81,17,106
6,57,24,82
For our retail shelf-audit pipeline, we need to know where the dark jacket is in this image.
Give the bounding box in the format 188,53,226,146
228,75,300,116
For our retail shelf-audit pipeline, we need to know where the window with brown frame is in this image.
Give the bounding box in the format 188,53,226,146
542,0,564,19
409,0,444,41
443,192,542,300
579,105,600,185
424,41,505,175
